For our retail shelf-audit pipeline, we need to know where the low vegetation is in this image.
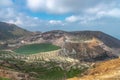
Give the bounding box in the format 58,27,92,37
0,77,11,80
0,51,88,80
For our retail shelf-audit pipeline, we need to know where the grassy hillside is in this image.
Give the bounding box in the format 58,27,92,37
0,51,88,80
0,22,31,40
14,43,61,54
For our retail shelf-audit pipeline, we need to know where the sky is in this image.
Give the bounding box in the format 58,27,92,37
0,0,120,39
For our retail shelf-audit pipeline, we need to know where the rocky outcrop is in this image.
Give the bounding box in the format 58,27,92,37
60,38,118,62
68,31,120,48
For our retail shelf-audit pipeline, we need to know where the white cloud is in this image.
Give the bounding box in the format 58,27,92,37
100,8,120,17
0,7,44,29
27,0,111,14
8,18,23,26
64,3,120,24
0,0,13,7
49,20,62,25
26,0,120,14
0,7,64,31
65,15,80,22
86,3,120,17
27,0,70,13
27,0,46,11
0,8,16,21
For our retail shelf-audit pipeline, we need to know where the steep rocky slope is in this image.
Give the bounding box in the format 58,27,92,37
67,58,120,80
41,30,120,48
57,31,120,62
61,38,118,62
68,31,120,48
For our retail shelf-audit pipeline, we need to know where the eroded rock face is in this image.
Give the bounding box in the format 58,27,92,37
67,31,120,48
60,38,118,62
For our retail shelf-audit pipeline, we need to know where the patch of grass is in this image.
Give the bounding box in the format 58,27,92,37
13,43,60,54
0,77,11,80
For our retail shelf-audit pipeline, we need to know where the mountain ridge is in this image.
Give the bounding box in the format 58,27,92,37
0,22,120,62
0,22,32,41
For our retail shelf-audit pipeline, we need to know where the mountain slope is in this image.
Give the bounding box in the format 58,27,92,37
68,31,120,48
67,58,120,80
39,30,120,62
41,30,120,48
61,38,118,62
0,22,32,40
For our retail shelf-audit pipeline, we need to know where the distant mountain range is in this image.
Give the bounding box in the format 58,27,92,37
0,22,120,62
0,22,32,40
